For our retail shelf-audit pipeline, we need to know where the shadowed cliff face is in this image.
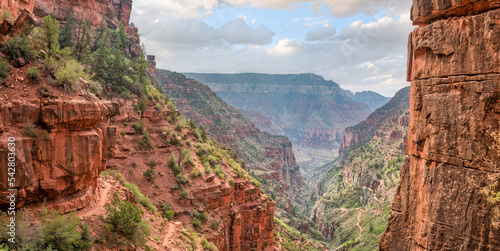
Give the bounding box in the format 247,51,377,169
381,1,500,250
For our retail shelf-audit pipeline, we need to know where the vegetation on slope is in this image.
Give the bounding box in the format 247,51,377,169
312,87,410,250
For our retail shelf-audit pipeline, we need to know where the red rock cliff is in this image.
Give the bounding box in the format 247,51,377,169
0,87,119,212
33,0,132,28
380,1,500,250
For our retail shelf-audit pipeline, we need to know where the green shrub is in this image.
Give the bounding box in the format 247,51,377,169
149,158,157,167
2,35,36,60
132,122,145,133
1,9,12,20
175,121,183,131
143,169,155,181
123,182,156,213
198,212,208,222
105,193,151,245
0,57,12,80
192,218,201,229
180,189,189,198
140,131,153,149
165,210,175,221
182,148,194,166
22,123,49,140
54,59,85,91
210,220,219,230
228,177,234,186
88,80,103,95
204,163,212,174
168,154,177,167
31,204,91,251
190,167,201,178
214,165,225,179
166,100,176,111
27,66,41,83
176,174,189,185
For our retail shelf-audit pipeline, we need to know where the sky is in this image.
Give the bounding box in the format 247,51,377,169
130,0,414,97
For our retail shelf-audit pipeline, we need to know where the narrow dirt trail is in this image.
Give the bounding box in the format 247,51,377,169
356,208,363,237
76,181,112,218
162,221,182,249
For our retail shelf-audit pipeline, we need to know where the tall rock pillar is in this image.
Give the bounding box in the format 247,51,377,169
380,1,500,250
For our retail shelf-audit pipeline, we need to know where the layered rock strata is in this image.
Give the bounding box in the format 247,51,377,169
380,1,500,250
33,0,132,28
0,97,119,211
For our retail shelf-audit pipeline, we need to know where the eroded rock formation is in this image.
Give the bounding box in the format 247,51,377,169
0,96,119,212
33,0,132,28
380,1,500,250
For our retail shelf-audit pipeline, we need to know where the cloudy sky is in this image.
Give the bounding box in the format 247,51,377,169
130,0,413,97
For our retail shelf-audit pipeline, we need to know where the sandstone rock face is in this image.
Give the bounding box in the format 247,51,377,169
191,180,275,250
0,0,37,35
380,2,500,250
33,0,132,28
411,0,500,25
0,0,35,20
0,98,118,211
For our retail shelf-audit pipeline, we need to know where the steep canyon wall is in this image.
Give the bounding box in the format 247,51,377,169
381,1,500,250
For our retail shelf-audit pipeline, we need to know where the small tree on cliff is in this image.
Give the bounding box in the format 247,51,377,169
105,193,151,246
40,15,60,57
59,7,76,48
73,19,93,63
92,29,112,84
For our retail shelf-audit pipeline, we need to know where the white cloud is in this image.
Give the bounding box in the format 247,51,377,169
131,1,414,96
268,39,300,55
216,18,275,45
305,26,336,41
132,0,411,21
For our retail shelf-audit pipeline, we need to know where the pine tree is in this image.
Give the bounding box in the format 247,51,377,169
92,29,111,84
93,21,108,50
59,7,76,48
73,19,93,63
41,15,60,56
114,22,127,51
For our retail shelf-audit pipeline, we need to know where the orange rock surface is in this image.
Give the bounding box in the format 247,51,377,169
380,1,500,250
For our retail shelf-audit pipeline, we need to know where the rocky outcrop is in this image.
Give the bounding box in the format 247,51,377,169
411,0,500,25
191,180,275,250
33,0,132,28
0,0,34,20
0,96,118,211
0,0,37,36
380,2,500,250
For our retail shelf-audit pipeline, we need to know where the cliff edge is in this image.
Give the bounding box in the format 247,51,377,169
380,1,500,250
